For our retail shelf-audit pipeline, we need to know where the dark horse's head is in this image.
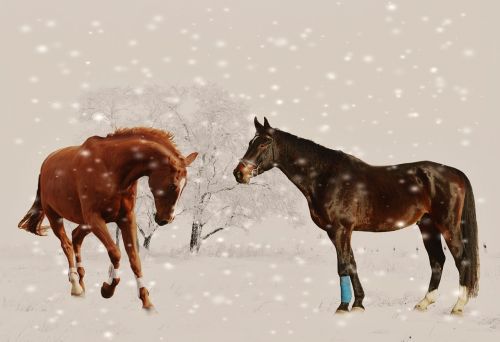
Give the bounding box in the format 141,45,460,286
149,151,198,226
234,117,277,184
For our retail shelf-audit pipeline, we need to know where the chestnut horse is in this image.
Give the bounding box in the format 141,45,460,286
19,127,198,310
234,117,478,315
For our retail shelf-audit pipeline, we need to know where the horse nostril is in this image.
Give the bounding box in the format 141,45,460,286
234,169,242,179
158,219,168,226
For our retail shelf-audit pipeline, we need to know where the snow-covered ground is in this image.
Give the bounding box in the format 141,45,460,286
1,219,499,342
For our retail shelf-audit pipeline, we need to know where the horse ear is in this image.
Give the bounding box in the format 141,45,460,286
263,117,272,129
254,116,264,132
184,152,198,167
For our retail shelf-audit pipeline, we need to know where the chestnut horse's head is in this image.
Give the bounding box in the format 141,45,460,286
149,152,198,226
234,117,277,184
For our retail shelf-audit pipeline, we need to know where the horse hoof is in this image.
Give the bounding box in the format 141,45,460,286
335,309,349,314
71,290,84,297
414,304,427,312
335,302,350,314
143,305,157,314
71,285,84,297
351,306,365,313
101,283,114,298
101,278,120,299
451,309,464,316
71,283,85,297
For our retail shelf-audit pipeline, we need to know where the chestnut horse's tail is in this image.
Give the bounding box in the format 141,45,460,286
461,174,479,297
18,175,49,236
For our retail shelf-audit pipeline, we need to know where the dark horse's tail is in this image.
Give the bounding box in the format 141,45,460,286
18,175,48,236
461,174,479,297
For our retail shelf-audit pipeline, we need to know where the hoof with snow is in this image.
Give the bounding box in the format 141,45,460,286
451,308,464,316
414,290,437,311
143,304,157,314
70,283,84,296
414,303,428,311
351,306,365,313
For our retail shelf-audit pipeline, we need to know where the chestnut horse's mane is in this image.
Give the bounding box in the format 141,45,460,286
105,127,182,157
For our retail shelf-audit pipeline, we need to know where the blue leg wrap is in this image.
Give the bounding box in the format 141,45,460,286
340,275,352,303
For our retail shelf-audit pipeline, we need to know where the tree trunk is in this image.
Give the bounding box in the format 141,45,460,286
190,221,203,253
115,227,121,247
143,235,153,250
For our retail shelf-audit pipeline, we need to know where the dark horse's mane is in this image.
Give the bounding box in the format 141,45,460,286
104,127,182,157
274,128,367,169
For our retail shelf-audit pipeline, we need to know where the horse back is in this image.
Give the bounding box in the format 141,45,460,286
320,160,466,231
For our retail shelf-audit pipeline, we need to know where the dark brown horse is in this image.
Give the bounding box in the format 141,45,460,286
234,117,478,315
19,127,198,309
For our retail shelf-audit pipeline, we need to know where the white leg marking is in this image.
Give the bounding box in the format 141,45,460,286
69,267,78,282
136,276,145,296
415,289,438,311
451,285,469,315
69,267,83,296
76,262,83,268
106,264,119,285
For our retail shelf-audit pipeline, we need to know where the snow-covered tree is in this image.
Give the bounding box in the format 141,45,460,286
78,83,304,252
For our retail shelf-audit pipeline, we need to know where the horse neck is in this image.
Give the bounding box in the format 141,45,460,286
274,133,365,201
111,139,176,188
274,133,331,200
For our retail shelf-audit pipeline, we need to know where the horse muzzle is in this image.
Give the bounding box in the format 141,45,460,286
155,214,175,226
233,164,253,184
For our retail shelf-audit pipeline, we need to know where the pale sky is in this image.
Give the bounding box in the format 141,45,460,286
1,0,499,249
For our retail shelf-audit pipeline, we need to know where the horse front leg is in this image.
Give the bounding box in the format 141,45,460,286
85,214,122,298
328,226,356,314
118,214,154,311
349,248,365,311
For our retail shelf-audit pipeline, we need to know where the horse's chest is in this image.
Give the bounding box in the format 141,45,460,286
309,209,326,228
99,200,121,221
307,199,330,229
100,193,135,222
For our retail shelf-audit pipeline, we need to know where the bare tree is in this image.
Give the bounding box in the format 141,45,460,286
78,83,304,252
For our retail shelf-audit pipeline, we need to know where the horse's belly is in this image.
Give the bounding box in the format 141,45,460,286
100,199,124,223
355,205,427,232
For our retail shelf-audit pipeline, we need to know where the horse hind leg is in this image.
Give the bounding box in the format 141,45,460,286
444,229,470,315
432,214,470,315
415,215,445,311
349,248,365,312
71,225,91,293
45,209,84,296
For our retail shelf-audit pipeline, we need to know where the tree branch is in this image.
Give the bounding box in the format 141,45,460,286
202,227,225,240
